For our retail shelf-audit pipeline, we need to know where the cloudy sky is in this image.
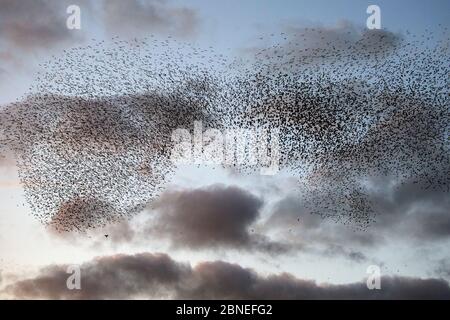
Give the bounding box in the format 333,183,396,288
0,0,449,299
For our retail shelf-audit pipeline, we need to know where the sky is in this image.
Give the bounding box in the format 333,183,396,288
0,0,449,299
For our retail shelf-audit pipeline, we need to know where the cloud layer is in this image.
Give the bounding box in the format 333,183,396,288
150,185,263,247
4,252,450,299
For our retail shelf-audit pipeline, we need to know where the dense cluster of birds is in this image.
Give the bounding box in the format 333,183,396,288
0,28,448,232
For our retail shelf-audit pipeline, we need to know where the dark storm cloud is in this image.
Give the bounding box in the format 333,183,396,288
4,253,450,299
145,185,289,253
102,0,199,38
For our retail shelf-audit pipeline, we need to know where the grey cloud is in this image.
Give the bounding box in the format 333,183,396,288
366,176,450,242
183,261,450,300
322,245,368,263
102,0,199,38
4,252,450,299
266,177,450,242
151,185,262,247
0,0,85,50
243,20,402,66
264,195,377,260
0,0,199,51
0,0,200,67
283,20,401,54
42,183,288,254
434,259,450,280
145,184,289,253
0,0,200,86
261,172,450,266
266,175,450,252
0,0,88,82
4,253,189,299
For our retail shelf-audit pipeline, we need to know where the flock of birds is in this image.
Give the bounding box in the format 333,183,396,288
0,28,448,232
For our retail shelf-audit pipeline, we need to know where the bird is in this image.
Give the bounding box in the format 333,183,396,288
0,26,448,234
